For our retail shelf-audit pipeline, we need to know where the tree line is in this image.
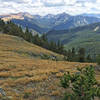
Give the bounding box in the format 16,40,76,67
0,19,65,52
0,19,93,62
64,48,92,62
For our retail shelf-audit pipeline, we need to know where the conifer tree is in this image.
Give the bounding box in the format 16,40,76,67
78,48,85,62
96,55,100,65
86,54,92,62
72,47,75,56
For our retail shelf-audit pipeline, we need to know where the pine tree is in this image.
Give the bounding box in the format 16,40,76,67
67,49,72,61
56,40,64,54
40,34,49,49
86,54,92,62
32,34,41,46
72,47,75,56
96,55,100,65
49,41,57,52
0,19,5,31
41,34,48,42
78,48,85,62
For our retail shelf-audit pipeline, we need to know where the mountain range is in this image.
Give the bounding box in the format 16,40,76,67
1,12,100,33
1,12,100,56
82,13,100,18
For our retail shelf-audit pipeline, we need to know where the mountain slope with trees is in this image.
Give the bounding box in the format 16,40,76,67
0,19,95,62
0,19,65,59
11,18,49,33
47,22,100,57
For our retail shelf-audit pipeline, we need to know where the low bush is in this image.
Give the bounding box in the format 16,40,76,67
61,66,100,100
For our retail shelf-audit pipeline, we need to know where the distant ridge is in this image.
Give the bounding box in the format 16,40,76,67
47,22,100,56
1,12,100,33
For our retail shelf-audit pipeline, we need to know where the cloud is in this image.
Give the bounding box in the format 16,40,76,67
0,0,32,3
42,0,64,7
0,0,100,15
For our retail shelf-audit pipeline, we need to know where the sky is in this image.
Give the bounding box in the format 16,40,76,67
0,0,100,15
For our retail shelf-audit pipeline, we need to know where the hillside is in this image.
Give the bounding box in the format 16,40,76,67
0,34,63,60
0,12,49,33
47,22,100,57
12,18,49,33
0,34,99,100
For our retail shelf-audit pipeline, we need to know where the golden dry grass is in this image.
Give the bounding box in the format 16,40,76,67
0,34,99,100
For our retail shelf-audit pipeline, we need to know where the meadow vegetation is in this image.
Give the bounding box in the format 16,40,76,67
61,66,100,100
0,34,99,100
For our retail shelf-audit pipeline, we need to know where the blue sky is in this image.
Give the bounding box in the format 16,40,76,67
0,0,100,15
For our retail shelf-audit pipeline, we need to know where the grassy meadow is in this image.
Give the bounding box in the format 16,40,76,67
0,34,99,100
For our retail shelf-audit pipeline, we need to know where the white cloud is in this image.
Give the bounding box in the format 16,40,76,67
43,0,63,4
0,0,100,15
64,0,77,5
96,0,100,3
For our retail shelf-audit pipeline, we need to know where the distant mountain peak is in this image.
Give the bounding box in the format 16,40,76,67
0,12,33,21
42,12,70,19
59,12,70,16
44,14,55,19
1,12,100,34
81,13,100,18
55,12,70,18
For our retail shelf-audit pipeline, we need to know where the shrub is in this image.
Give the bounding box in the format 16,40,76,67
41,54,50,59
60,66,100,100
23,92,31,99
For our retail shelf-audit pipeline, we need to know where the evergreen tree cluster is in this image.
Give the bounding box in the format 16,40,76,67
31,34,65,55
0,19,65,55
64,48,92,62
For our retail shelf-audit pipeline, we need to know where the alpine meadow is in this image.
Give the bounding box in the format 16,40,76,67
0,0,100,100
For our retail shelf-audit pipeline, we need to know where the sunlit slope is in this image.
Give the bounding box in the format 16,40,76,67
0,34,99,100
0,34,64,60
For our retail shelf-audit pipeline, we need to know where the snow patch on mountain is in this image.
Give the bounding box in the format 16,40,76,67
94,26,99,31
